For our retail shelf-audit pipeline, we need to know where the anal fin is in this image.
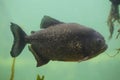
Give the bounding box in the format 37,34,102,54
28,45,49,67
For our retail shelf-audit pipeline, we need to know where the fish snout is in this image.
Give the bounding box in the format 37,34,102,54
97,39,108,53
95,38,108,53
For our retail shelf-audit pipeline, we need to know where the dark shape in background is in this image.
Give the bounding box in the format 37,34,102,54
107,0,120,39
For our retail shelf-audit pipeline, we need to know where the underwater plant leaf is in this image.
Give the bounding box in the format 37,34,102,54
116,32,120,39
106,48,120,57
10,58,16,80
36,74,44,80
116,29,120,39
107,1,120,39
116,48,120,54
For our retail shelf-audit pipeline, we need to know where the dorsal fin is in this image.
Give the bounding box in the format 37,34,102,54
40,15,63,28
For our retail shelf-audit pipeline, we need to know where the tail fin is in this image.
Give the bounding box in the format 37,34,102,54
10,22,27,57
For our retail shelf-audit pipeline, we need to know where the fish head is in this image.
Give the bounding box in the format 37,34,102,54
82,31,108,59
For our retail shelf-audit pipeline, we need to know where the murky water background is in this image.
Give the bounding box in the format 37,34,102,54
0,0,120,80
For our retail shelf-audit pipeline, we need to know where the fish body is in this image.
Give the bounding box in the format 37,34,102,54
10,16,107,67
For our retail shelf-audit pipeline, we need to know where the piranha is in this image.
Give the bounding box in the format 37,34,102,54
10,16,107,67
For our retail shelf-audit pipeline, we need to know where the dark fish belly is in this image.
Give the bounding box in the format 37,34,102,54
31,43,84,61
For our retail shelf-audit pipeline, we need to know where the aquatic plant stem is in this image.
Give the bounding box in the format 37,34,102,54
10,58,16,80
36,74,44,80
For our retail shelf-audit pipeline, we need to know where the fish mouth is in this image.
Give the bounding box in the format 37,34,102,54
98,44,108,53
83,44,108,60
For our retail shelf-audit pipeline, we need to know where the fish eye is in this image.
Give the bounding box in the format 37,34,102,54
96,39,102,46
97,39,102,43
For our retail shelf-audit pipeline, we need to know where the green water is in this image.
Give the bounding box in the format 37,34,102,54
0,0,120,80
